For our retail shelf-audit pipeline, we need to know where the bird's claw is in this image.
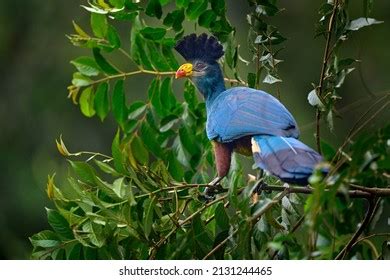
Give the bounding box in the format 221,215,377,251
199,177,224,202
254,180,271,195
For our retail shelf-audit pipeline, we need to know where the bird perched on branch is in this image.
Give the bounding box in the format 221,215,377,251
174,33,324,197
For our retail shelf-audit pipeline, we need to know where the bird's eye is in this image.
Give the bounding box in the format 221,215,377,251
195,62,206,70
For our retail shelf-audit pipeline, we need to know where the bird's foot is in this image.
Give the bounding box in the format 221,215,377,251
253,179,271,195
199,177,224,202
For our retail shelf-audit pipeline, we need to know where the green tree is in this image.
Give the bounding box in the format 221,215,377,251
30,0,390,260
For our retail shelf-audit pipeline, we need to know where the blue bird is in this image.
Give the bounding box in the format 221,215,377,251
174,33,323,191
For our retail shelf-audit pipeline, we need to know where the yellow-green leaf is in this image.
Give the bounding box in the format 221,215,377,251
79,86,96,117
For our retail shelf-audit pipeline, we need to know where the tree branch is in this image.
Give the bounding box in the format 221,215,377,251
315,0,340,154
335,197,380,260
203,189,289,260
258,184,390,198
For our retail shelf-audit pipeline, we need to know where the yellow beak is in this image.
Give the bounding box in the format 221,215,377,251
175,63,193,79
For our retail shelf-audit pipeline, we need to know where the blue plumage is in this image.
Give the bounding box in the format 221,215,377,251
206,87,299,142
174,33,324,185
251,136,323,185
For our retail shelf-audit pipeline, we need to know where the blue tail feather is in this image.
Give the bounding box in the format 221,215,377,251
252,135,324,185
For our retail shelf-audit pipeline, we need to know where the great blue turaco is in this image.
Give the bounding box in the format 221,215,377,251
174,33,324,199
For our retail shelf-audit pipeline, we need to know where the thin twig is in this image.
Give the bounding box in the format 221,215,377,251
352,233,390,248
331,95,390,165
203,190,289,260
149,194,228,260
315,0,340,154
335,197,380,260
300,91,389,132
202,228,239,260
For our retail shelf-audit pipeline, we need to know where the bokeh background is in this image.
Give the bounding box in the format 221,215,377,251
1,0,389,259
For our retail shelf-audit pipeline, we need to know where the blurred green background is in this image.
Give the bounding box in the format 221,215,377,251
0,0,389,259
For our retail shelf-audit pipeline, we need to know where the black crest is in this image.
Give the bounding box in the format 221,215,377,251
174,33,224,62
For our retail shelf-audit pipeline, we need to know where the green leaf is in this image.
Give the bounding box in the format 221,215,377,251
210,0,225,16
225,32,237,69
140,122,163,158
84,222,105,248
92,48,120,75
198,10,217,28
107,25,121,49
179,125,200,157
215,203,229,233
72,72,92,87
66,243,82,260
130,17,155,70
46,209,74,240
112,130,126,173
167,150,184,181
130,135,149,165
72,21,89,37
162,45,179,69
247,72,256,88
109,0,125,8
148,78,163,116
68,160,97,185
143,196,157,239
91,13,108,38
160,115,180,132
145,0,162,19
146,41,171,71
183,80,198,109
94,82,110,121
70,57,101,76
160,0,172,5
95,177,121,200
79,86,96,117
112,80,127,127
160,77,177,112
140,27,166,40
211,17,234,40
94,159,119,176
163,9,185,32
176,0,189,9
186,0,208,21
128,101,147,119
346,18,383,31
30,230,60,249
191,215,213,257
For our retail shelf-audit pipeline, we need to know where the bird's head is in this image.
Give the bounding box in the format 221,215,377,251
174,33,225,99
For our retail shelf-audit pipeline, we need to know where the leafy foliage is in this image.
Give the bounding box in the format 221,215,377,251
31,0,389,260
310,0,384,133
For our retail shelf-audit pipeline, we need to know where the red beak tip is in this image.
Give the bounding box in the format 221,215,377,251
175,70,185,79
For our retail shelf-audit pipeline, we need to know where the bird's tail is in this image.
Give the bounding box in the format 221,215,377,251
251,135,325,185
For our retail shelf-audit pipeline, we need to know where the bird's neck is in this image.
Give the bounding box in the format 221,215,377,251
192,66,225,106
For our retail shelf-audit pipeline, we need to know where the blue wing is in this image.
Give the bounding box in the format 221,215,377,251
252,135,325,185
206,87,299,142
